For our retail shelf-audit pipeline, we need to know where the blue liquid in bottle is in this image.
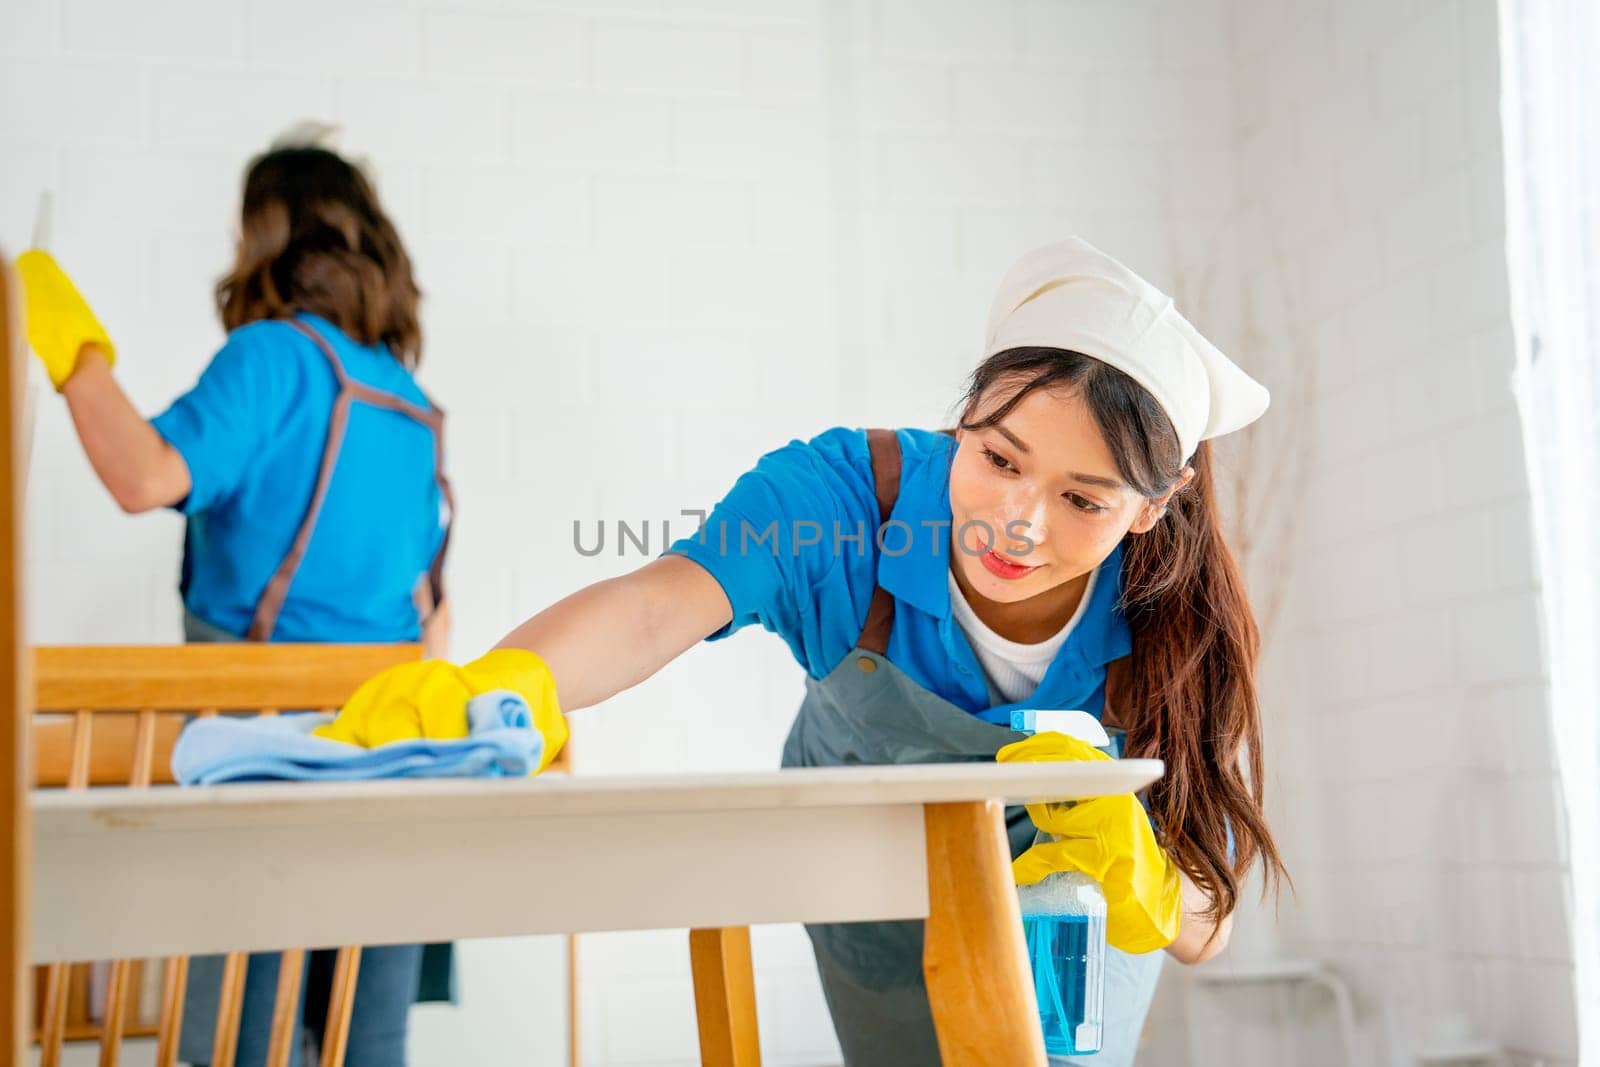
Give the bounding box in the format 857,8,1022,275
1019,868,1106,1056
1007,709,1114,1057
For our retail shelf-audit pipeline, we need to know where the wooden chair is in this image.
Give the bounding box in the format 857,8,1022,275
31,642,424,1067
31,642,579,1066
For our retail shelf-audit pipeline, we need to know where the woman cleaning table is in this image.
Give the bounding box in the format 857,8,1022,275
240,237,1289,1064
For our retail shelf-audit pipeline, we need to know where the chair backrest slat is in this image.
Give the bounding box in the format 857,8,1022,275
153,956,188,1067
129,710,156,788
210,951,247,1067
35,644,420,712
68,712,91,790
99,957,131,1067
318,947,362,1067
265,949,306,1067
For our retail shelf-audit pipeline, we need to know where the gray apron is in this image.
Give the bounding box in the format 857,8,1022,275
780,428,1163,1066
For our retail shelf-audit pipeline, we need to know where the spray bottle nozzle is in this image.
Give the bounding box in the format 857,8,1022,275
1009,708,1110,746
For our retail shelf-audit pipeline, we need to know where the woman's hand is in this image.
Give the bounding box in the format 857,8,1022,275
997,732,1184,954
318,648,568,773
998,732,1237,962
320,545,728,776
17,249,191,512
15,250,116,390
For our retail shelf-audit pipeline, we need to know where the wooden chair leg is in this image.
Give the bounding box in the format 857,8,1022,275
318,947,361,1067
265,949,305,1067
688,926,761,1067
154,956,189,1067
922,800,1045,1067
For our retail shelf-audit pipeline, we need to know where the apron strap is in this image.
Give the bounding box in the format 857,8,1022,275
246,318,452,641
247,370,351,641
857,428,904,655
417,402,453,623
1102,655,1131,731
333,375,453,621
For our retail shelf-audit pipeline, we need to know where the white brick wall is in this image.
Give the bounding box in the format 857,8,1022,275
1212,1,1577,1066
6,0,1567,1063
4,0,1235,1061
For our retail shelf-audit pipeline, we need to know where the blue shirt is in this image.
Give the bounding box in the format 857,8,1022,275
666,427,1133,724
151,314,446,642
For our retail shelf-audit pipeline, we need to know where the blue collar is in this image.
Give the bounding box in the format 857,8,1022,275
877,429,1133,670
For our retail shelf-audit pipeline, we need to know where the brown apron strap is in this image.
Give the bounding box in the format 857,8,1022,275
246,318,452,641
419,394,453,617
336,377,453,618
857,428,904,656
1102,655,1131,731
247,386,352,641
333,375,452,613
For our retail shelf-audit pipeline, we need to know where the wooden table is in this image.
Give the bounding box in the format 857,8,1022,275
32,760,1161,1065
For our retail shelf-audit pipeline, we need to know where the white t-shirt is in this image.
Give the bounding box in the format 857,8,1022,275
947,566,1098,705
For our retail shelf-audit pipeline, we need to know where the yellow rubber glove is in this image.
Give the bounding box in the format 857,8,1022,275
314,648,569,775
15,250,116,390
996,731,1182,954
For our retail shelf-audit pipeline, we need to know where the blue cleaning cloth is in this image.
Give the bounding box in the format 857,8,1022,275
171,690,544,785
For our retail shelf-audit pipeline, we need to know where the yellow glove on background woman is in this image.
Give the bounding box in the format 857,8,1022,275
15,250,117,390
316,649,569,774
997,731,1183,953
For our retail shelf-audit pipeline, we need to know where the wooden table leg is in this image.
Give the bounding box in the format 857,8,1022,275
688,927,761,1067
922,800,1044,1067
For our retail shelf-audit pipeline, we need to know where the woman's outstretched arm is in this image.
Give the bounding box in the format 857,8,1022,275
493,553,733,712
60,346,191,513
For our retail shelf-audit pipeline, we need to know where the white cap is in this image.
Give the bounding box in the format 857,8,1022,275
985,237,1269,461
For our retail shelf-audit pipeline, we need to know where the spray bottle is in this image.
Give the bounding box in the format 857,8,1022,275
1010,708,1112,1057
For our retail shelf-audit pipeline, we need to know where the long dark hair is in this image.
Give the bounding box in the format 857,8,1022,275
959,346,1286,920
216,147,423,368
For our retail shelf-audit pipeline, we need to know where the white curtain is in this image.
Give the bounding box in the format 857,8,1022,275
1499,0,1600,1059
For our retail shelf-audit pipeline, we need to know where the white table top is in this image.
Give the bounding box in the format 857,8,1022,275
33,760,1162,963
34,759,1163,827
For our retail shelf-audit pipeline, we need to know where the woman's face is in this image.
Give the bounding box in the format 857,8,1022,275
948,383,1173,605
